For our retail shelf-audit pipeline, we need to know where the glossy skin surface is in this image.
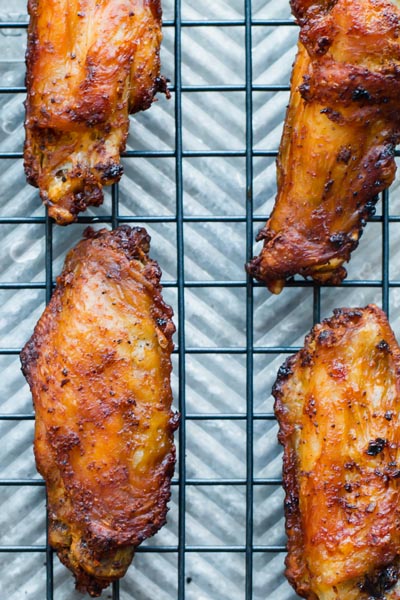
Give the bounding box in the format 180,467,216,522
274,305,400,599
247,0,400,293
24,1,166,224
20,226,177,597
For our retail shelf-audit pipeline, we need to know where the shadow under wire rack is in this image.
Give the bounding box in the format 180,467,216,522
0,1,397,599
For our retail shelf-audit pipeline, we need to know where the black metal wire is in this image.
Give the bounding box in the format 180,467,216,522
245,1,254,598
0,3,393,599
0,544,288,553
44,212,54,599
0,18,296,28
382,188,390,316
174,2,187,598
5,147,400,160
0,84,292,95
0,477,284,488
1,213,397,224
111,185,120,598
1,277,400,291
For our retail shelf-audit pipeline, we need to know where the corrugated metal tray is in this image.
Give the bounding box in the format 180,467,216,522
1,1,399,598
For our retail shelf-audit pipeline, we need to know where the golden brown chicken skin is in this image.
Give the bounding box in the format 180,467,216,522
20,226,177,597
274,305,400,599
247,0,400,293
24,1,166,225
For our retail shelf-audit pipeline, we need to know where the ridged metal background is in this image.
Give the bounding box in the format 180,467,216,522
1,0,399,598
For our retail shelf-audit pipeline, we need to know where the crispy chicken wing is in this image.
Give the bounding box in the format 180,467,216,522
20,226,177,597
274,305,400,599
24,1,166,225
247,0,400,293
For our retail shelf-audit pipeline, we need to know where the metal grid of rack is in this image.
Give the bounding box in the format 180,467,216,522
0,1,396,599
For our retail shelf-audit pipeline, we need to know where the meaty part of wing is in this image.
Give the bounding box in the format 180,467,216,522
274,304,400,599
20,226,177,597
247,0,400,293
24,1,166,225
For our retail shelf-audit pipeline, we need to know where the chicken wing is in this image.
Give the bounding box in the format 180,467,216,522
20,225,177,597
24,1,166,225
274,305,400,599
247,0,400,293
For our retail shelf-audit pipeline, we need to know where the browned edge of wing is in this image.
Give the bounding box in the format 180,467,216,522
245,190,380,294
290,0,340,24
24,0,40,189
128,0,170,114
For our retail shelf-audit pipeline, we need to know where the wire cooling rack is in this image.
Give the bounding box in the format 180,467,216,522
0,1,398,599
